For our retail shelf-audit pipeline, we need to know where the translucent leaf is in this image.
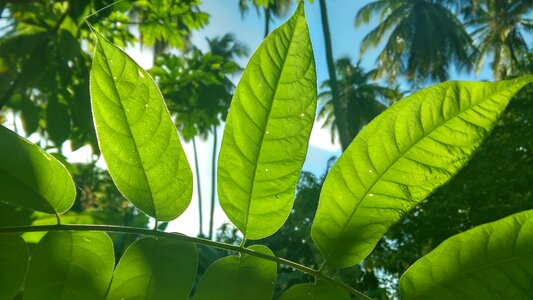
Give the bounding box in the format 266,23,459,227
90,31,193,221
0,234,28,300
24,232,114,300
312,77,533,268
107,237,198,300
400,209,533,299
193,245,277,300
218,3,316,239
0,125,75,214
280,281,350,300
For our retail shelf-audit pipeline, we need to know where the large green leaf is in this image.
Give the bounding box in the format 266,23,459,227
193,245,277,300
0,125,75,214
24,231,114,300
0,234,28,300
107,237,198,300
400,209,533,299
279,281,350,300
217,3,316,239
312,77,533,268
90,31,192,221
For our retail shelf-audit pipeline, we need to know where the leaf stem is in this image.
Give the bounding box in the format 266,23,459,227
0,224,370,299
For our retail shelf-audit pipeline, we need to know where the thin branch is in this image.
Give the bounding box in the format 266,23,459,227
0,224,370,299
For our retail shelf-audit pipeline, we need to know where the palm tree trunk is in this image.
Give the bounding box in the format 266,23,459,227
208,125,218,240
192,137,204,237
319,0,350,151
264,7,271,38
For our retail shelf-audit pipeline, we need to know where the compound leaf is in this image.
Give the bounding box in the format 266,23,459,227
24,231,114,300
0,234,28,300
90,31,192,221
193,245,277,300
107,237,198,300
218,3,316,239
312,77,533,267
400,209,533,299
0,125,75,214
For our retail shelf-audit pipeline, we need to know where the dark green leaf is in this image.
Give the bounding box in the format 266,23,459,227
19,95,40,135
0,234,28,300
193,245,277,300
107,237,198,300
46,96,71,145
24,232,114,300
400,209,533,299
280,281,350,300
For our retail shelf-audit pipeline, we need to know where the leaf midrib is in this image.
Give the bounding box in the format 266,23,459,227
242,11,302,239
324,83,511,264
96,37,157,220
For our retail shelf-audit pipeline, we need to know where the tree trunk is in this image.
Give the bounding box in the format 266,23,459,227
208,125,218,240
192,137,204,237
264,7,271,38
319,0,350,151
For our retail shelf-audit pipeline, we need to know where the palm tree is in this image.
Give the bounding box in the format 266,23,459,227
318,0,350,151
318,57,403,144
462,0,532,79
355,0,476,83
238,0,293,37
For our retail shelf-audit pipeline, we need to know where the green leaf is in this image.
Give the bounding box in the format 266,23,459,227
279,281,350,300
217,3,316,239
46,96,71,146
399,209,533,299
107,237,198,300
19,94,40,135
0,234,28,300
0,125,75,214
24,231,114,300
312,77,533,268
193,245,277,300
89,31,192,221
58,30,80,60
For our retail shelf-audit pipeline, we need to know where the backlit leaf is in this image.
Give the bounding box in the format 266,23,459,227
0,125,75,214
400,209,533,299
90,31,192,221
193,245,277,300
24,231,114,300
312,77,533,267
0,234,28,300
217,3,316,239
107,237,198,300
280,281,350,300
